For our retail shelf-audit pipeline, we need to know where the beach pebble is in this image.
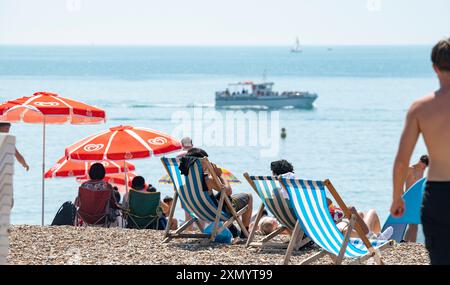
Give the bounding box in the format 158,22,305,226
7,225,429,265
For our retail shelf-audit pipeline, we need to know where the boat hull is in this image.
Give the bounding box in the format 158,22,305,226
215,95,317,109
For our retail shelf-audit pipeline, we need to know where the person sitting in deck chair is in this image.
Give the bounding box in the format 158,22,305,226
333,202,393,241
180,148,253,238
76,163,121,226
270,159,296,199
163,196,178,230
124,176,169,230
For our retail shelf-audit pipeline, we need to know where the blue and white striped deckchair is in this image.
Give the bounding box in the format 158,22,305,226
244,174,310,250
279,178,394,265
161,157,249,242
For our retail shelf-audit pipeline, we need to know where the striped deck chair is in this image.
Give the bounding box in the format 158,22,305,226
161,157,249,243
279,178,394,265
244,174,310,250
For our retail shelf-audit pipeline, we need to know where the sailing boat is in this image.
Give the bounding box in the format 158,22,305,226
290,37,302,53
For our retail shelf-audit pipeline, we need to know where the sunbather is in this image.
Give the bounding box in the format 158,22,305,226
180,147,253,238
76,163,121,226
124,175,168,230
403,155,428,242
163,196,178,230
270,159,296,199
335,205,393,241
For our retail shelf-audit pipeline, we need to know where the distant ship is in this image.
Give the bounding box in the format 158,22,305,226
290,37,302,53
215,82,318,109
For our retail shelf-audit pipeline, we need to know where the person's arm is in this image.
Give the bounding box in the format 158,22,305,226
160,201,169,214
15,148,29,171
348,206,369,235
391,102,421,217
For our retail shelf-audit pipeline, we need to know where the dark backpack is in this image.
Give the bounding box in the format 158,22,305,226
51,201,77,226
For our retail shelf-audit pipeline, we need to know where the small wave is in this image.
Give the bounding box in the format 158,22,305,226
129,103,214,109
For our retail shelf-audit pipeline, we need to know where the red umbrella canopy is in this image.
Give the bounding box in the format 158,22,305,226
45,156,135,179
66,125,182,161
0,91,106,124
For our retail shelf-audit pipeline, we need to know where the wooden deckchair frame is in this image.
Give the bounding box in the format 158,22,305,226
243,173,310,251
161,157,249,243
280,178,394,265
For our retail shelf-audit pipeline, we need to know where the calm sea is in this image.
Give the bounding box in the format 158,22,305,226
0,46,435,241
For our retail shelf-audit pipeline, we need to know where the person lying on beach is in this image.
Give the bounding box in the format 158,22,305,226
124,175,169,230
403,155,428,242
180,147,253,238
249,210,289,236
334,203,393,241
75,163,121,226
163,196,178,230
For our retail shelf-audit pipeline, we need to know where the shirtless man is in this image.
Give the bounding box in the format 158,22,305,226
403,155,428,242
391,38,450,265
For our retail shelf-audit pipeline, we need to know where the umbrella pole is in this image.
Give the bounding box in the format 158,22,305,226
41,119,46,226
124,160,128,194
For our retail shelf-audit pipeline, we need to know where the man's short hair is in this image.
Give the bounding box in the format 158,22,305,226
420,155,429,166
431,38,450,72
270,159,294,176
88,163,106,180
131,176,146,190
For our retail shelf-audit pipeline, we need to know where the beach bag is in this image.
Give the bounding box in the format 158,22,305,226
204,222,232,244
51,201,76,226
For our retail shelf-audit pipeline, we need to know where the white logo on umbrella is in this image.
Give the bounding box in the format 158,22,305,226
34,102,60,107
101,161,110,167
148,137,168,145
83,144,104,152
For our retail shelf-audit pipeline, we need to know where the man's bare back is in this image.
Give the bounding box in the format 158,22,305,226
412,89,450,181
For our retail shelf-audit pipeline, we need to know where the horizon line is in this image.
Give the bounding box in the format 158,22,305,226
0,43,434,47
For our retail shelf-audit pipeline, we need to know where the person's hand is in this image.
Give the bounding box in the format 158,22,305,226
22,162,29,171
390,198,405,218
212,163,222,176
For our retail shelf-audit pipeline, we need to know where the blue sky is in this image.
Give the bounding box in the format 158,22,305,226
0,0,449,45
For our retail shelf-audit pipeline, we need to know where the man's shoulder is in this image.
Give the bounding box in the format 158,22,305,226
408,93,436,116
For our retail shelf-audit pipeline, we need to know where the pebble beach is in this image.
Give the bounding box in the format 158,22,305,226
7,225,429,265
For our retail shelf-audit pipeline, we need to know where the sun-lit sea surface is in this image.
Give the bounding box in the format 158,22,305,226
0,46,435,241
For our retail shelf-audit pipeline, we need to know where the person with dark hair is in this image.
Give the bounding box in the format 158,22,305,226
0,122,29,171
402,155,429,242
123,175,169,229
180,147,253,238
270,159,296,198
162,195,178,230
76,163,121,226
112,186,121,205
391,38,450,264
